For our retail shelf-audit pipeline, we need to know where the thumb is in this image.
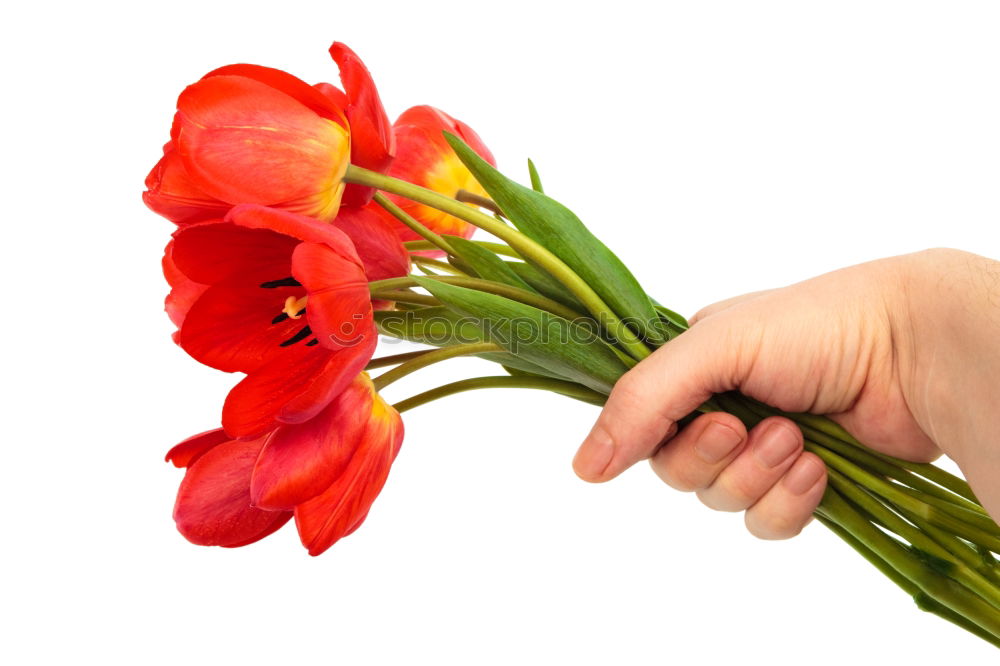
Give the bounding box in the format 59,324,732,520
573,315,755,482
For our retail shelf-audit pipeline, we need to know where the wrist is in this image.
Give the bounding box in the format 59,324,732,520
893,248,1000,470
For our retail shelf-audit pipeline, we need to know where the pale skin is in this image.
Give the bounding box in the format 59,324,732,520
573,248,1000,538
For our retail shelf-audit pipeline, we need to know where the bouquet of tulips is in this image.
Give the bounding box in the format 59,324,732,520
145,40,1000,646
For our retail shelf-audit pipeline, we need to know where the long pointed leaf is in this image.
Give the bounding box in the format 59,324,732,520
508,261,586,311
414,278,628,394
374,307,571,380
527,158,544,193
445,236,536,292
445,133,665,346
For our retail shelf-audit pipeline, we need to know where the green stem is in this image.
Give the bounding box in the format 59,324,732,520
391,301,426,312
404,239,522,259
345,165,652,361
816,515,1000,648
825,467,1000,609
455,189,502,215
371,289,441,307
369,275,586,322
818,487,1000,639
365,349,436,370
372,343,502,391
373,192,457,256
810,444,1000,551
911,514,1000,586
392,375,607,412
410,255,467,276
903,488,1000,534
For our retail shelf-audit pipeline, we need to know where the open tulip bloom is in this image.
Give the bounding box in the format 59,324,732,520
145,40,1000,647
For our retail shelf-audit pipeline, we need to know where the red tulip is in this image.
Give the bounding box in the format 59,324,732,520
167,373,404,555
386,105,496,241
291,374,404,555
144,43,393,225
168,205,406,438
168,430,292,548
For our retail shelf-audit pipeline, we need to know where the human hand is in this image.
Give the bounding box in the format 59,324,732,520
572,249,1000,537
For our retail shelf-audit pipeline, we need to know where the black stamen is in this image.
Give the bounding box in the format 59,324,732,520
305,339,319,347
280,326,313,347
296,308,306,317
271,312,289,324
260,277,301,289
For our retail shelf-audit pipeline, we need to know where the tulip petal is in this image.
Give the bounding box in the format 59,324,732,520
202,64,348,128
173,437,291,547
395,106,495,164
171,221,298,286
178,278,307,373
250,376,373,510
227,204,361,255
330,42,394,206
222,335,375,438
294,383,404,555
222,512,293,548
313,82,349,113
144,147,231,225
165,428,230,468
162,239,209,335
175,75,349,220
277,333,377,424
291,242,372,350
387,106,496,239
171,206,363,286
332,204,411,283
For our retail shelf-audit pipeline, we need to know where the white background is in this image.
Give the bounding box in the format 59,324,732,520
3,1,999,663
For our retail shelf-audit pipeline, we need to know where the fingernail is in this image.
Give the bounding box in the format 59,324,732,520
753,422,800,468
783,456,826,495
694,421,743,463
573,426,615,480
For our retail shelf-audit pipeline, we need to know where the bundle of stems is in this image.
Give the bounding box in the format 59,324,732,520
344,138,1000,646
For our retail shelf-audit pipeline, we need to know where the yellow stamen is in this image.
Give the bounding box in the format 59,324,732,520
283,295,309,319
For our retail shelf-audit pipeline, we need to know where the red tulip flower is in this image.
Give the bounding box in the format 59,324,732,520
386,105,496,241
144,43,393,225
168,373,404,555
167,205,407,438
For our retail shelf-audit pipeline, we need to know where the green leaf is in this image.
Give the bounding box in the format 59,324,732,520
414,277,628,394
445,236,535,292
527,158,544,193
445,132,666,346
653,303,689,334
374,307,571,380
375,307,484,347
507,261,586,311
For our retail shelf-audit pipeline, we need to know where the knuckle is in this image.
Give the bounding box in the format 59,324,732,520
689,307,712,325
609,372,647,408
